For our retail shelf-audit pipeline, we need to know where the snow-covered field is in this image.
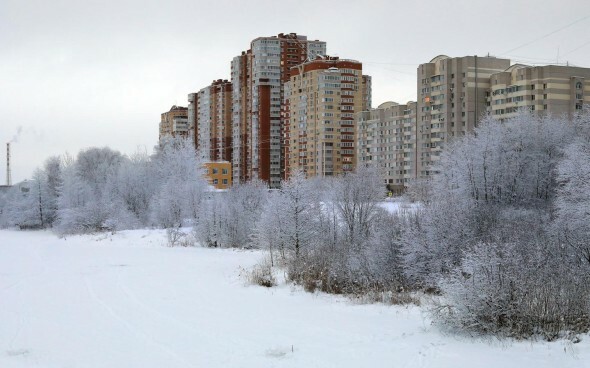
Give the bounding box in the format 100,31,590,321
1,229,588,368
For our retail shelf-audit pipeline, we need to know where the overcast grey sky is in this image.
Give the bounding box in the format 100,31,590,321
1,0,589,183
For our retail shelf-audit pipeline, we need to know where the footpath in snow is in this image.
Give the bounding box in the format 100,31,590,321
0,229,588,368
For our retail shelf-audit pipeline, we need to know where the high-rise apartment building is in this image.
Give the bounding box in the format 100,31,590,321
416,55,510,177
190,80,233,162
231,33,326,187
487,64,590,120
284,56,370,178
159,105,189,142
187,92,198,147
357,101,417,192
362,75,373,111
230,50,252,184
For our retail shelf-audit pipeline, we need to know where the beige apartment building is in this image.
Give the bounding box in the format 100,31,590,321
284,56,370,178
189,80,233,162
159,105,189,142
487,64,590,119
230,33,326,187
416,55,511,177
357,101,417,192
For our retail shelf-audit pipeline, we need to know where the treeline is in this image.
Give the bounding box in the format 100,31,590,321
1,109,589,340
0,138,207,233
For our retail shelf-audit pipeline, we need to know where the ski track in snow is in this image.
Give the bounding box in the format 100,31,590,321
83,275,195,368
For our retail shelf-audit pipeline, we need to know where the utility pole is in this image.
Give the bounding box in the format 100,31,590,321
6,142,11,186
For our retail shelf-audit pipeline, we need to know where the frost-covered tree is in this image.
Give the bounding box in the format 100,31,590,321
151,137,207,228
42,156,63,226
403,111,572,287
194,193,222,247
555,110,590,269
55,147,124,234
255,189,285,265
333,165,384,248
275,171,323,259
256,172,329,288
201,180,268,248
102,151,157,230
0,156,62,229
365,210,408,291
1,173,39,228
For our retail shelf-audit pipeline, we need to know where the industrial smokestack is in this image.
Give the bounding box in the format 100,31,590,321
6,142,11,186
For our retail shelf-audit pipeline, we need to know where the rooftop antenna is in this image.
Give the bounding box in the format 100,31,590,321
6,142,12,186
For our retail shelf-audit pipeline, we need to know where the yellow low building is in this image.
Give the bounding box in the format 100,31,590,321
203,161,232,189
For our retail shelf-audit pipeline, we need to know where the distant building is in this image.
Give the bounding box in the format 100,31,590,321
487,64,590,120
357,101,417,192
230,33,327,187
159,105,189,142
362,75,372,111
203,161,232,189
416,55,511,177
188,92,198,147
190,79,233,162
284,56,370,178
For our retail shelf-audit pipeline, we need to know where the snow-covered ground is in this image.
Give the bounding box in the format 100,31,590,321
378,198,420,214
1,229,588,368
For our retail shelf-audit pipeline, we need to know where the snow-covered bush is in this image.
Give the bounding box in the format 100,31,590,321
244,258,277,288
272,167,396,296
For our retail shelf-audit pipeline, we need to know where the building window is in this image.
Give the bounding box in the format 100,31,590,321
222,179,228,184
543,83,547,89
222,168,228,175
576,82,583,90
213,179,218,184
212,168,218,174
543,104,548,110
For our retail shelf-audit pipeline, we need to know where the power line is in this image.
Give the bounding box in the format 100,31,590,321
363,61,418,66
500,15,590,55
561,39,590,57
363,63,415,77
502,54,558,63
